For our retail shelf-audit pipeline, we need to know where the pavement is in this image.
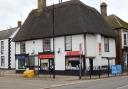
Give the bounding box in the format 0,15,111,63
0,73,128,89
0,74,84,89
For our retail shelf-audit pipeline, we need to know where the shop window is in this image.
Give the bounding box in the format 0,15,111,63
1,41,4,54
1,56,5,66
43,38,51,51
40,59,49,70
65,36,72,51
20,42,26,53
18,58,29,69
65,58,80,70
104,38,109,52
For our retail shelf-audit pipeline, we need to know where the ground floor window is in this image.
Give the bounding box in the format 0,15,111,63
18,59,25,69
1,56,5,66
65,57,80,70
40,59,49,70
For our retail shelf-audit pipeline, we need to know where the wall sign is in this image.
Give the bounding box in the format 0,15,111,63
65,51,80,56
39,53,54,59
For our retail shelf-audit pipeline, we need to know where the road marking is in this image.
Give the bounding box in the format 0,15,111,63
117,84,128,89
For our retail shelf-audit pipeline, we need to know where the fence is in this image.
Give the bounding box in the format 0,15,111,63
83,65,128,79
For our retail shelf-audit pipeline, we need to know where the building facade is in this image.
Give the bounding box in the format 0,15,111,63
13,0,116,75
100,2,128,71
0,27,18,69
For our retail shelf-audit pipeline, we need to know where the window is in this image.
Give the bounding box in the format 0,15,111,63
18,58,29,69
1,56,5,66
20,42,26,53
65,57,83,70
104,38,109,52
1,41,4,54
124,34,127,46
65,36,72,51
43,38,51,51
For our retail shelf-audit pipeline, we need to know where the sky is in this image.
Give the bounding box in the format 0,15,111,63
0,0,128,30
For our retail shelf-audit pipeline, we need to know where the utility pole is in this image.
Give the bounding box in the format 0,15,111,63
52,3,55,79
79,43,82,79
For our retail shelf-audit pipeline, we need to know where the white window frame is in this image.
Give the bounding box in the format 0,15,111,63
65,36,72,51
104,37,109,52
1,41,4,55
43,38,51,51
20,42,26,54
1,56,5,66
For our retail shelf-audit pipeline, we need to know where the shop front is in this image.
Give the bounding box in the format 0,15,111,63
65,51,85,75
38,52,55,75
15,54,29,73
15,54,37,73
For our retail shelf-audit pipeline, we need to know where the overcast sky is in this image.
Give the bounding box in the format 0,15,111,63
0,0,128,30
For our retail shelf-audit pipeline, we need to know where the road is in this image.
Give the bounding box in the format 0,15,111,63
52,76,128,89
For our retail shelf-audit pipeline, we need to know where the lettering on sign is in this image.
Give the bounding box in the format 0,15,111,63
39,54,54,59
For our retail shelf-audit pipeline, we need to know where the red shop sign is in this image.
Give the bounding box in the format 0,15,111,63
66,51,80,56
39,54,54,59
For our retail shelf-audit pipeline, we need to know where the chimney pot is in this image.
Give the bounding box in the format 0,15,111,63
17,21,22,27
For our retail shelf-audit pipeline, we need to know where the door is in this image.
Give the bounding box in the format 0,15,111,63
89,58,93,74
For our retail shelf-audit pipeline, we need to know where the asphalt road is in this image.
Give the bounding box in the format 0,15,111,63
52,76,128,89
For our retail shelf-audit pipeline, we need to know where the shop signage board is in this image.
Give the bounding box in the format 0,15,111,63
65,51,80,56
38,52,54,59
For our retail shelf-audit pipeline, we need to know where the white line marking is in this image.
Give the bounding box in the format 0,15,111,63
117,84,128,89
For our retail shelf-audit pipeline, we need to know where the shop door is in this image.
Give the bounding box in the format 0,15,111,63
89,58,93,74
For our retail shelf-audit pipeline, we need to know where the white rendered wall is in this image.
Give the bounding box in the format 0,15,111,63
86,34,116,67
54,37,65,70
72,34,85,54
26,40,43,55
0,39,8,69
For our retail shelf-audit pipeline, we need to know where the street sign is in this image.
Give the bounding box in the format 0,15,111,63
112,65,122,75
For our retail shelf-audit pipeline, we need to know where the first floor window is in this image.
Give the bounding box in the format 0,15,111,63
20,42,26,53
1,56,5,66
1,41,4,54
124,34,127,46
65,36,72,51
43,38,51,51
104,38,109,52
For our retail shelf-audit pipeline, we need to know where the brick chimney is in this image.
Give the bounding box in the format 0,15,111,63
17,21,22,28
100,2,107,18
38,0,46,11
